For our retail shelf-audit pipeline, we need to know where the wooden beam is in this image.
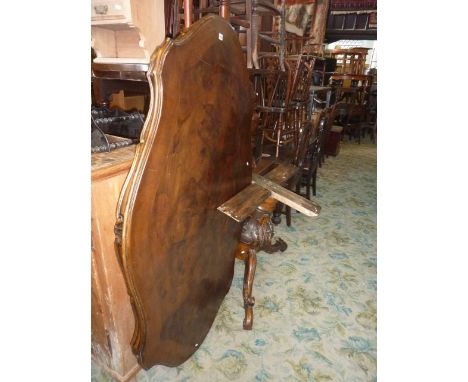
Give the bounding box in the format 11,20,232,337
217,183,271,223
263,163,297,185
218,169,321,222
252,174,321,217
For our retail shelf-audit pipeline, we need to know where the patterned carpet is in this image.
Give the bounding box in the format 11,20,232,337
92,138,377,382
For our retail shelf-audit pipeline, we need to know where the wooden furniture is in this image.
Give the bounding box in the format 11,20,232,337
290,109,321,202
318,104,336,163
309,85,332,112
91,0,167,110
330,73,372,99
192,0,286,69
251,0,286,69
253,54,325,226
253,55,301,159
92,146,140,382
91,0,166,62
115,16,255,368
281,55,318,225
260,56,333,222
113,15,320,369
325,124,342,156
299,106,331,197
332,101,362,142
329,73,372,142
311,57,327,86
229,161,310,328
90,132,310,382
91,1,160,367
92,62,150,110
327,48,370,75
363,87,377,143
194,0,254,67
300,110,324,199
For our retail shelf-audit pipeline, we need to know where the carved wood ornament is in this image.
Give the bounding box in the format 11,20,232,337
114,15,254,369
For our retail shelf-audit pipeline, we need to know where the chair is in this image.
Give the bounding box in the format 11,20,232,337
192,0,286,69
299,106,335,199
257,55,316,226
302,111,323,198
361,87,377,143
340,103,366,143
251,0,286,70
328,48,370,75
254,55,298,159
330,73,372,105
318,104,336,164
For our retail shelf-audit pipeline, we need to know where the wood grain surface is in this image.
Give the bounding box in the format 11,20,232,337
115,15,254,369
92,159,141,381
217,162,311,223
252,173,321,217
92,145,136,181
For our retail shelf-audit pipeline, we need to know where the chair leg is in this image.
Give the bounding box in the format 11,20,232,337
242,248,257,330
272,203,282,225
286,205,291,227
312,168,317,196
295,180,301,195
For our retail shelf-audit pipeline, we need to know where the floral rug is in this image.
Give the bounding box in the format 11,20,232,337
92,139,377,382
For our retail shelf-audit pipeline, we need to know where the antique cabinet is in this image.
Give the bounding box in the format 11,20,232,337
91,0,166,63
91,146,140,381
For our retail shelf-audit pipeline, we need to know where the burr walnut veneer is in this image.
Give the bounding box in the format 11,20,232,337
114,16,254,369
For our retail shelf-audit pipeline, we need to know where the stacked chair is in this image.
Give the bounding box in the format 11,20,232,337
329,73,373,144
250,51,334,227
177,1,335,227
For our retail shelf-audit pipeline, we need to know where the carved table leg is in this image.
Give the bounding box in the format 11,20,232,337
235,242,257,330
236,197,288,330
242,248,256,330
257,198,287,254
262,237,287,254
240,200,286,254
